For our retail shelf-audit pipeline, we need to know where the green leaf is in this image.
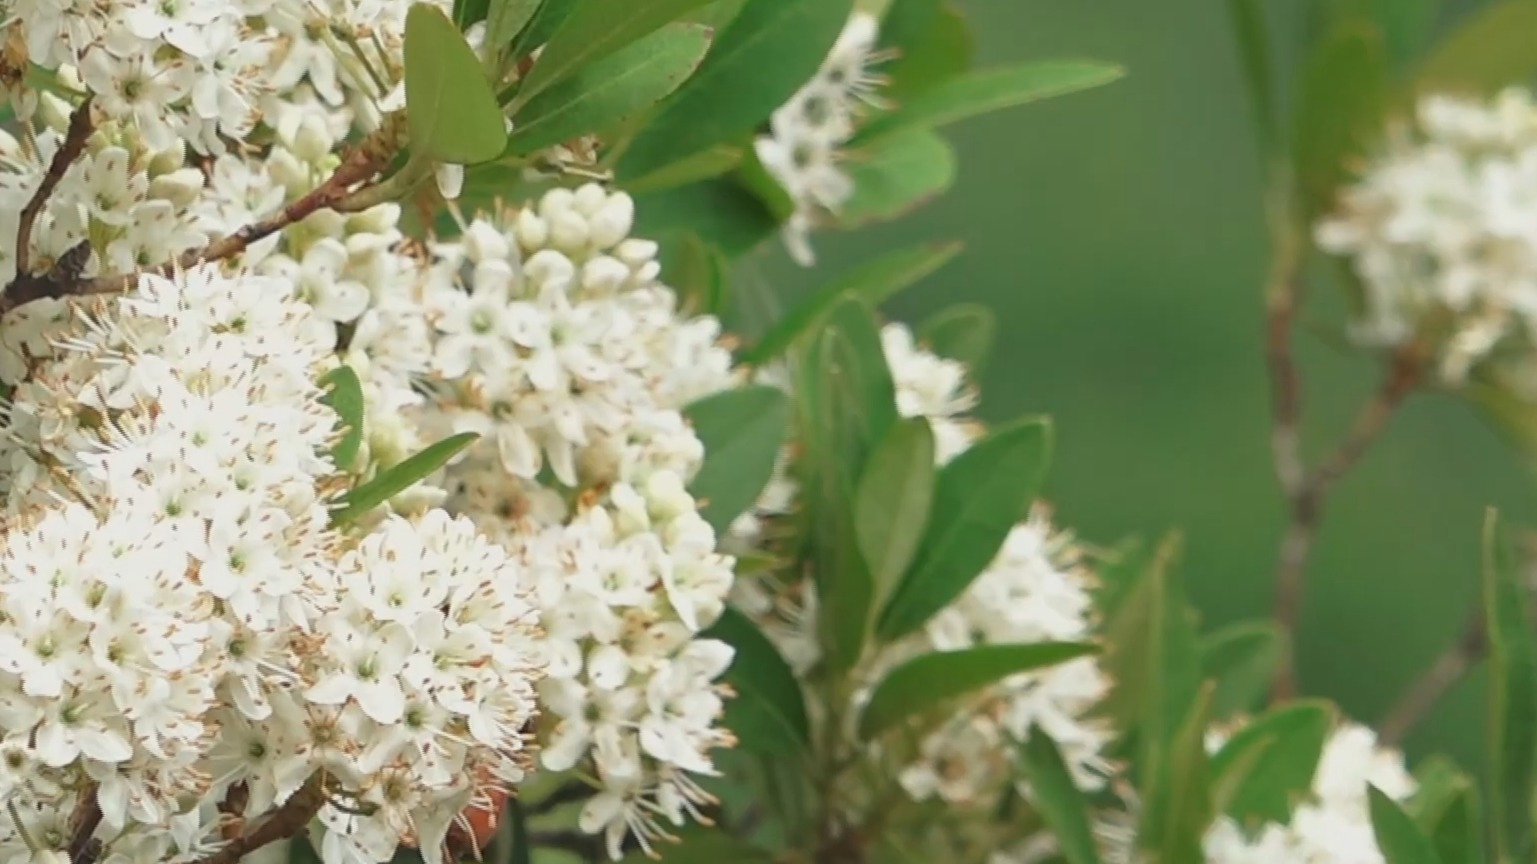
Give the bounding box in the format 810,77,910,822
917,302,995,377
1101,534,1203,765
633,177,777,256
509,22,711,153
625,146,744,194
1375,0,1438,67
683,385,791,535
1483,509,1537,864
508,0,576,60
1201,621,1285,721
856,419,937,612
1370,786,1445,864
857,642,1099,740
659,232,729,316
836,128,957,227
1020,728,1105,864
876,417,1054,641
318,365,366,470
405,4,509,164
454,0,492,28
798,298,899,671
1139,683,1215,864
617,0,855,180
704,606,811,753
1208,700,1333,826
485,0,543,62
1409,758,1484,864
745,242,962,365
1290,20,1388,215
1225,0,1277,153
1414,0,1537,98
513,0,714,105
858,61,1125,144
880,2,972,101
1094,535,1152,620
507,796,531,864
331,433,479,525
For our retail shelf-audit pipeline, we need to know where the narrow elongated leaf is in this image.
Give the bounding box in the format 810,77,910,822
1020,728,1104,864
1201,621,1285,720
331,433,479,525
745,242,962,365
508,0,576,60
800,299,899,671
683,385,791,535
882,3,972,101
1290,20,1387,214
510,22,712,153
1139,683,1215,864
513,0,714,104
455,0,492,28
704,607,810,753
486,0,543,59
837,128,957,227
1409,758,1484,864
405,4,509,164
1370,786,1444,864
318,365,366,470
876,417,1054,641
858,61,1125,144
1225,0,1277,153
856,419,937,612
1208,700,1332,826
918,303,995,377
1375,0,1438,67
508,796,530,864
858,642,1099,740
1415,0,1537,97
617,0,855,179
1483,510,1537,864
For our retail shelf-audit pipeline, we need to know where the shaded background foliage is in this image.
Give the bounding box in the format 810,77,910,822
735,0,1528,771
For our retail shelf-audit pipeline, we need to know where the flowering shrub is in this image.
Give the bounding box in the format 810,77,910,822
0,2,1532,864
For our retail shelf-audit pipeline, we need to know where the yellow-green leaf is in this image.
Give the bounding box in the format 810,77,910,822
404,3,509,164
514,0,715,105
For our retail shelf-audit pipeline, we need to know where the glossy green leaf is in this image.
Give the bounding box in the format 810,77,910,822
858,642,1099,740
1101,534,1203,765
633,177,777,256
510,22,711,152
485,0,543,61
1482,509,1537,864
837,128,957,227
625,146,744,194
454,0,491,28
513,0,714,104
1139,683,1215,864
876,417,1054,641
1201,620,1285,720
858,61,1125,144
1208,700,1332,826
856,419,937,612
508,0,575,60
687,0,748,29
745,242,962,365
1415,0,1537,97
1020,728,1105,864
617,0,855,179
683,385,791,535
318,365,366,471
331,433,479,525
404,4,509,164
1370,786,1445,864
918,302,995,377
880,2,972,101
704,607,811,753
1225,0,1277,153
800,299,899,671
1290,20,1387,215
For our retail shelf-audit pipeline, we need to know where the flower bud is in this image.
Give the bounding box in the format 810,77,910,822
148,168,205,207
573,183,608,216
590,193,635,249
549,210,590,252
515,208,549,250
293,115,335,164
346,203,402,236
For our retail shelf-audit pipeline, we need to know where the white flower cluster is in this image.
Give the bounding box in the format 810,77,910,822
730,323,1112,814
1317,87,1537,382
409,185,743,859
1202,721,1415,864
755,10,887,266
0,266,542,864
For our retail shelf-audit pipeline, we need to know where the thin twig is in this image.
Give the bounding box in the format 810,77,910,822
190,776,327,864
1270,343,1425,701
15,96,94,278
1378,604,1487,747
66,784,103,864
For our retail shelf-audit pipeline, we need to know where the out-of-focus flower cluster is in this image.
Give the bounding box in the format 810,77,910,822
1317,87,1537,383
755,9,887,266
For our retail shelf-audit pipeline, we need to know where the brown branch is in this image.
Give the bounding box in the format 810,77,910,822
1270,342,1424,701
1378,604,1487,747
66,784,103,864
15,96,94,278
191,776,326,864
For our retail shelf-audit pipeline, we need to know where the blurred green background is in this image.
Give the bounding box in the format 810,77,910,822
737,0,1537,769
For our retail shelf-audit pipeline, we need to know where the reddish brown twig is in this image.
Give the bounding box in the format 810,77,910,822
14,96,94,279
191,776,326,864
1378,603,1487,747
